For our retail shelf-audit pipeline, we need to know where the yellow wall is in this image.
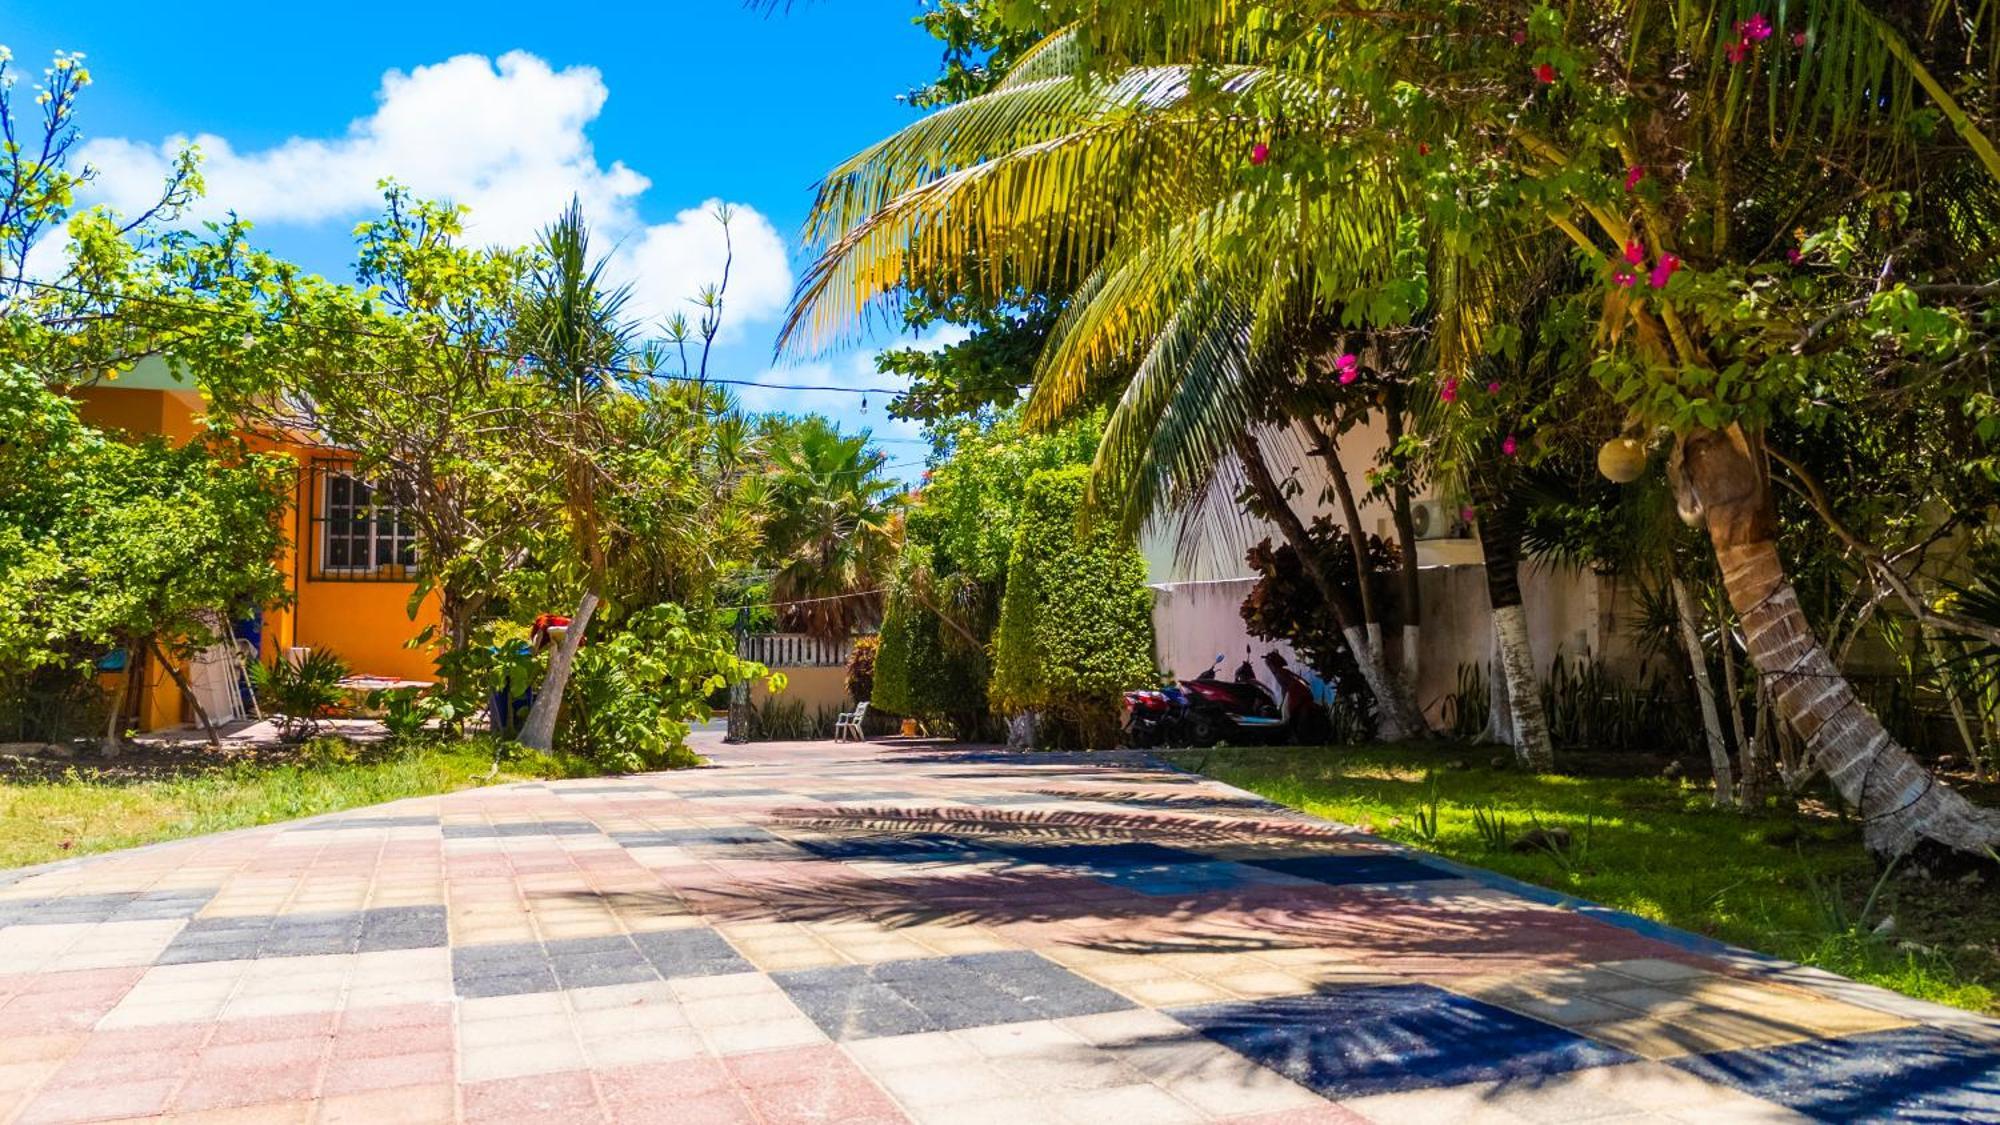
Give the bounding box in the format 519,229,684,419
71,386,440,730
751,665,850,714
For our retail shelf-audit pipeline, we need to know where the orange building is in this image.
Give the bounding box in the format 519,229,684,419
73,359,441,733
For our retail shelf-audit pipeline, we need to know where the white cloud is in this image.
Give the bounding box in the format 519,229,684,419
73,51,790,334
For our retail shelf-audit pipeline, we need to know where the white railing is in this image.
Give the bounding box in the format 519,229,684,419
739,632,852,668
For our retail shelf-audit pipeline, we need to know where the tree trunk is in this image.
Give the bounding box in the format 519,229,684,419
101,652,129,758
1680,426,2000,858
1469,477,1553,770
150,640,221,749
1300,417,1384,653
1669,570,1735,806
1483,627,1514,746
1235,434,1425,741
519,591,599,755
1383,391,1423,690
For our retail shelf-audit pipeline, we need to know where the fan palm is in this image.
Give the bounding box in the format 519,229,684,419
763,417,901,641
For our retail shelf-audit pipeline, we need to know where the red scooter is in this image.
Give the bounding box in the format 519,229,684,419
1174,650,1319,746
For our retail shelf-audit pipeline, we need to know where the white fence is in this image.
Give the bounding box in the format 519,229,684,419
738,632,852,668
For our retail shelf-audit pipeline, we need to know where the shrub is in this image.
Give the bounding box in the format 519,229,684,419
252,648,351,741
554,603,774,773
744,697,841,740
845,635,879,703
989,466,1156,747
873,596,989,733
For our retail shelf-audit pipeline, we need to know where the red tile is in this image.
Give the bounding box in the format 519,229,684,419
209,1011,337,1045
609,1090,756,1124
18,1077,176,1124
598,1058,733,1104
198,1034,329,1073
321,1050,454,1096
330,1023,453,1060
172,1058,321,1112
336,1002,451,1035
462,1071,600,1123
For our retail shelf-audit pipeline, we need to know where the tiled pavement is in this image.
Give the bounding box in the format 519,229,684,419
4,738,2000,1123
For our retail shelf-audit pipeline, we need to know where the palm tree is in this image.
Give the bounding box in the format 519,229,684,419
512,198,635,754
785,3,2000,858
762,417,901,641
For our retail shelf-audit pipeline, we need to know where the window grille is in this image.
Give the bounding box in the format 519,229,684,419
307,459,417,582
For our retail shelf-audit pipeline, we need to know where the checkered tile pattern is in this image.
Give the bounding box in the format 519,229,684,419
3,736,1998,1123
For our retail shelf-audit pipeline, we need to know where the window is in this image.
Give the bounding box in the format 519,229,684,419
314,465,416,580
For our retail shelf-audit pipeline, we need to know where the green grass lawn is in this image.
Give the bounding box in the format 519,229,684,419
0,739,570,871
1166,745,2000,1015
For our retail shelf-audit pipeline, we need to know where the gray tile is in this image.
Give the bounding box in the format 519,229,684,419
0,889,217,927
287,815,441,832
455,968,559,999
773,952,1135,1040
443,821,600,839
154,907,437,964
633,929,752,978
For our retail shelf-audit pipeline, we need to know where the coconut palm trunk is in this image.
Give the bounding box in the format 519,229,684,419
1299,417,1385,654
518,591,598,754
1681,427,2000,858
1235,434,1426,741
1668,569,1736,806
1467,474,1554,770
1383,389,1423,690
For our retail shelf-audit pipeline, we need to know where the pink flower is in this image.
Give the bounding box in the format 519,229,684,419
1486,381,1502,395
1440,377,1460,403
1741,13,1773,40
1792,29,1808,47
1335,353,1360,384
1511,30,1527,45
1535,62,1556,84
1623,239,1646,265
1502,434,1519,457
1624,165,1646,191
1786,247,1803,265
1648,253,1681,289
1460,505,1477,523
1613,267,1638,288
1251,142,1270,166
1726,39,1750,64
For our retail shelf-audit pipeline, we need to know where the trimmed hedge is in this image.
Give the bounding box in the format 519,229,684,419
989,466,1157,747
872,595,988,733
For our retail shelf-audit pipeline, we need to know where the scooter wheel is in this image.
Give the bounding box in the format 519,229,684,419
1188,712,1221,747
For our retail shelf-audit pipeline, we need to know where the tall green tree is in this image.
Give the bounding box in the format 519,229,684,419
760,416,900,641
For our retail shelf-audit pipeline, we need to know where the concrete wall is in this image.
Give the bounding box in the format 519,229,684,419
751,665,850,714
1149,561,1641,723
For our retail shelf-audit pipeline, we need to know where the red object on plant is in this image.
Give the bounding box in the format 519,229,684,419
1511,30,1526,45
1623,240,1646,265
1502,434,1519,457
1440,377,1459,404
1741,13,1773,40
1613,267,1638,288
1786,247,1804,265
1792,29,1808,47
1251,142,1270,165
1417,142,1431,156
1648,253,1682,289
1335,353,1360,384
1534,62,1556,84
1624,165,1645,191
1487,381,1502,395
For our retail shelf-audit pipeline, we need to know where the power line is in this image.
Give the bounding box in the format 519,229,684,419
12,275,911,396
717,588,886,613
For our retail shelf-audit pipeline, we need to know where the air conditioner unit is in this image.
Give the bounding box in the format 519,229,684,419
1377,498,1469,542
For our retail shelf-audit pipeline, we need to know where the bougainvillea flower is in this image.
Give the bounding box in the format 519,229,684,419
1251,142,1270,165
1460,506,1477,523
1511,30,1527,45
1786,247,1804,265
1336,353,1360,384
1612,267,1638,288
1502,434,1520,457
1440,377,1460,403
1535,62,1557,84
1648,253,1682,288
1624,165,1645,191
1623,240,1646,265
1417,142,1431,156
1792,29,1808,47
1742,13,1773,40
1726,39,1750,63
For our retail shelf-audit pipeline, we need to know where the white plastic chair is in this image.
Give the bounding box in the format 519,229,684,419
834,700,869,742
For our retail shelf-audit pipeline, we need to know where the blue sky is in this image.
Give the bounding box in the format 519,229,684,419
10,0,951,477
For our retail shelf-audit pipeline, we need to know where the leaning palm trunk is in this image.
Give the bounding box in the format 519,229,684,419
1668,570,1736,807
1681,427,2000,858
1469,476,1553,770
1235,435,1426,741
518,591,600,754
